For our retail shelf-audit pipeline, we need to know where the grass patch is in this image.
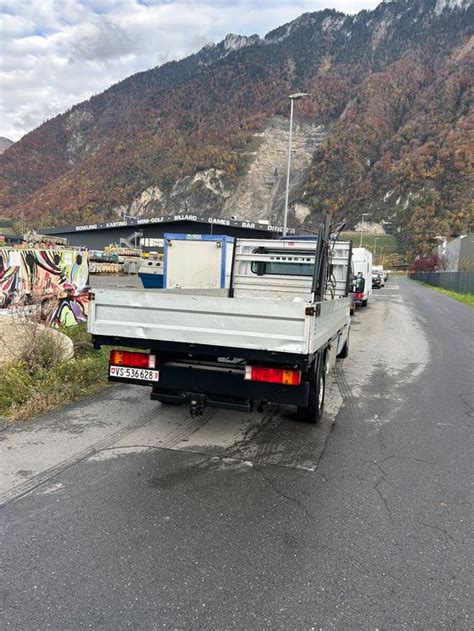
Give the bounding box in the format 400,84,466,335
341,232,407,268
411,279,474,307
0,324,112,423
340,232,404,254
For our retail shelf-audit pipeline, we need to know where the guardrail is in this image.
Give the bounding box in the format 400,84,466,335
410,272,474,294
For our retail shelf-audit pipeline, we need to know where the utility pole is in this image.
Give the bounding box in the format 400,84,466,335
283,92,309,237
359,213,370,247
373,238,379,262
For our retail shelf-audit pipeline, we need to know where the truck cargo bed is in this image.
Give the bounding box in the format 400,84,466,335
89,288,349,359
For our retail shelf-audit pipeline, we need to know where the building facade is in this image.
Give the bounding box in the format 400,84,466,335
0,217,22,245
41,214,296,250
435,233,474,272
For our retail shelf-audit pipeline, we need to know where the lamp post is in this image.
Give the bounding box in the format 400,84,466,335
283,92,309,237
359,212,370,247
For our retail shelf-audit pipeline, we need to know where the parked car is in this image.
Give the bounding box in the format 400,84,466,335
373,265,385,286
372,272,382,289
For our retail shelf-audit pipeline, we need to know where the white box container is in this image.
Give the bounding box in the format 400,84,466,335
163,234,235,289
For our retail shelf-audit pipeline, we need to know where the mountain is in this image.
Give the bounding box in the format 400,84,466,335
0,138,13,154
0,0,472,256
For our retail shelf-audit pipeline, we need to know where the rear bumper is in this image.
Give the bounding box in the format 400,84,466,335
93,334,315,367
109,362,310,407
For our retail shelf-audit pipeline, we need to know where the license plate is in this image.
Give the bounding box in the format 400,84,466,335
109,365,159,382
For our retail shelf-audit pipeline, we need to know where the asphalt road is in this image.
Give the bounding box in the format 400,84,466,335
1,278,472,629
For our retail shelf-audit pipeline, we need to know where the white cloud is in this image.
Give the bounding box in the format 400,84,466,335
0,0,380,141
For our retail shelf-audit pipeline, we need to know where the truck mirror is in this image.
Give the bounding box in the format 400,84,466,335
353,276,365,292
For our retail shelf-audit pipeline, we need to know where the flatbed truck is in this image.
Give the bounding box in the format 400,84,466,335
88,217,352,423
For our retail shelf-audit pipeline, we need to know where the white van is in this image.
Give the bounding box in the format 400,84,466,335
351,247,373,307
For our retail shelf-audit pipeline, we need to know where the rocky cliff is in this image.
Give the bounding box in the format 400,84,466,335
0,138,13,155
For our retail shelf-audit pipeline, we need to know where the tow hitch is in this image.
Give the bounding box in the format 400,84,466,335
188,394,207,418
151,388,253,414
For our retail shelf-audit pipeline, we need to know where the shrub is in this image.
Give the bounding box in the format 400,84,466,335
63,323,94,355
410,253,445,273
0,362,33,412
0,323,111,422
0,303,72,374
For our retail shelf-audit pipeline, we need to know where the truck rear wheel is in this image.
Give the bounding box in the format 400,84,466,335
297,352,326,424
361,298,368,307
337,332,349,359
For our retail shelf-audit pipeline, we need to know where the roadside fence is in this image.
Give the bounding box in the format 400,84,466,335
410,271,474,294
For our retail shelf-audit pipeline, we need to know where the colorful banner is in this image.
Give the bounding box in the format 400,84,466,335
0,249,90,327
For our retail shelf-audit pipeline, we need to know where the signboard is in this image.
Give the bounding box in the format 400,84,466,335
42,214,296,236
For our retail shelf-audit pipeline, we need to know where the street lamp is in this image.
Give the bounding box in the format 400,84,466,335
283,92,309,237
359,212,370,247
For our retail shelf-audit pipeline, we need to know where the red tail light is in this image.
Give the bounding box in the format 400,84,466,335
110,350,156,369
244,365,301,386
354,292,364,299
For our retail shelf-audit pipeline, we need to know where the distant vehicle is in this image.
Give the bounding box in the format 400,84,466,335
373,265,385,286
372,272,382,289
351,247,372,307
138,256,164,288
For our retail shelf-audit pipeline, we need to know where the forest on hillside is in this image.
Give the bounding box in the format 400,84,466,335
0,0,472,257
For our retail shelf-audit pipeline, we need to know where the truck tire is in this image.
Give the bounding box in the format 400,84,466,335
297,351,326,424
361,298,368,307
337,332,349,359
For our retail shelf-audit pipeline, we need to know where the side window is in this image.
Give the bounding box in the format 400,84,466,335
250,250,314,276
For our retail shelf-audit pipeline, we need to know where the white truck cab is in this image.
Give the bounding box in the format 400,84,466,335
351,247,373,307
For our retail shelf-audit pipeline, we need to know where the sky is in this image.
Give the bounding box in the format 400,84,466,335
0,0,381,142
